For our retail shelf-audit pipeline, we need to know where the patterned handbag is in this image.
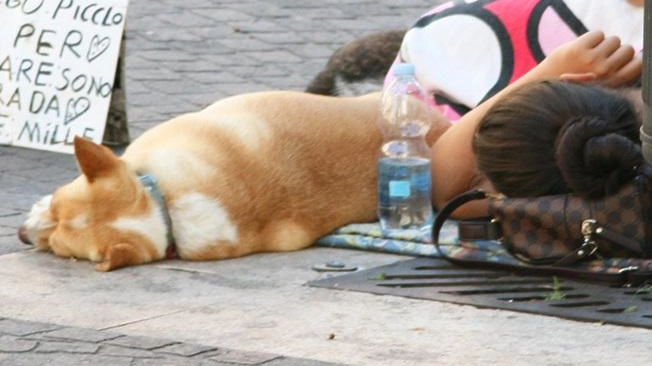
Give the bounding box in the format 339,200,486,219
432,165,652,284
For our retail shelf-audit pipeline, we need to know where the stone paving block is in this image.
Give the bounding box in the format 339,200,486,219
217,38,279,52
0,353,133,366
0,155,49,173
0,146,46,161
186,26,243,40
201,53,265,68
0,207,19,217
302,8,354,20
159,0,219,7
11,165,78,183
158,59,237,75
245,50,304,63
0,318,61,337
214,64,288,79
105,335,178,350
125,109,169,126
213,0,278,11
35,340,100,354
228,19,290,33
0,193,45,212
43,327,124,343
0,235,25,256
126,0,180,14
127,102,198,119
125,80,153,95
0,225,18,236
125,90,181,108
380,0,435,8
119,54,154,70
157,11,218,28
136,49,200,62
281,17,344,33
207,348,281,365
126,15,170,34
0,175,31,192
173,41,239,56
182,71,250,85
145,79,223,96
263,357,348,366
126,68,184,82
0,335,38,353
199,361,253,366
154,342,217,357
324,18,384,32
197,8,255,22
141,28,205,42
0,213,28,228
250,31,307,45
131,357,203,366
99,344,161,358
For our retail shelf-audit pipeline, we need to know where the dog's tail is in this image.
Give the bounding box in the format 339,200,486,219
306,30,406,96
305,69,338,96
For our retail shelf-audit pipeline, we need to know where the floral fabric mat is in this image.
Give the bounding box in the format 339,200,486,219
316,221,652,274
316,222,448,257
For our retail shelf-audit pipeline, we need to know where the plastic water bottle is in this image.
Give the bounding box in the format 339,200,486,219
377,63,433,232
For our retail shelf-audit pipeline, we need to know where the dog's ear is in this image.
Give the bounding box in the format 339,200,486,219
95,242,144,271
74,136,120,182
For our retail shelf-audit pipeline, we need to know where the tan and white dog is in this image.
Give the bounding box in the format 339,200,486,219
18,91,391,271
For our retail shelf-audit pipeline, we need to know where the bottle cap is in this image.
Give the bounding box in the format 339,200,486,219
392,63,415,76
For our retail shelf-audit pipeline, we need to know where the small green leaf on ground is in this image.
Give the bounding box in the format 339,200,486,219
545,276,566,301
635,285,652,295
623,306,637,313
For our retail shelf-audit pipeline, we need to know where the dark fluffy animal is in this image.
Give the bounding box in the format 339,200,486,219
306,30,406,96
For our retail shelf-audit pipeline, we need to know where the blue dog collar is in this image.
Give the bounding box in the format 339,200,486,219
138,174,176,258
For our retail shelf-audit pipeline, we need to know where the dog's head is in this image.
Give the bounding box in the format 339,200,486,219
18,137,165,271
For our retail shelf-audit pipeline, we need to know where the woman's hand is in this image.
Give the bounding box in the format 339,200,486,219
542,31,641,87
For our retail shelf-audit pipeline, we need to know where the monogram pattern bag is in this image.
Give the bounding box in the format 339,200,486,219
432,165,652,284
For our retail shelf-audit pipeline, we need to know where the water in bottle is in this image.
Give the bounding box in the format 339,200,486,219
377,63,433,232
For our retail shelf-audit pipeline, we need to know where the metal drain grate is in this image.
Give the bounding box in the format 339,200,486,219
308,257,652,329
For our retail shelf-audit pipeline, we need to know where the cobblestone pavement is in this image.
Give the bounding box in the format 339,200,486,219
0,0,438,364
0,317,345,366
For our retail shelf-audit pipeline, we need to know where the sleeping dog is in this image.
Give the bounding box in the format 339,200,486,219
18,91,388,271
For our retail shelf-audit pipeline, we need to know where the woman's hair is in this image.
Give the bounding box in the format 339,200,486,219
473,80,642,198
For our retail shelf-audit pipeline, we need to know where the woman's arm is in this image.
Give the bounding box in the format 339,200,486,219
430,31,642,219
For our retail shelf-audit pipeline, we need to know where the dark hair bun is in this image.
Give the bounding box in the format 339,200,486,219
555,116,642,198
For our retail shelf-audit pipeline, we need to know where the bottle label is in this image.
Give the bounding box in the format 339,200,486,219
389,180,410,198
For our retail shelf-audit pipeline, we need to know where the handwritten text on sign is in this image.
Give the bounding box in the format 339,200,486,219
0,0,128,154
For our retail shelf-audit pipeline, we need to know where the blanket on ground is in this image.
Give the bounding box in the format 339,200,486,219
316,221,652,275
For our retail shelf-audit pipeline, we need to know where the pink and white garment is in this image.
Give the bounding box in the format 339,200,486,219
387,0,644,121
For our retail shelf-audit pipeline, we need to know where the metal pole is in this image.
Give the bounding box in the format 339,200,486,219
102,31,130,147
641,0,652,163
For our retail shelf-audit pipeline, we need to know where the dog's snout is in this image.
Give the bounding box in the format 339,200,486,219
18,226,33,245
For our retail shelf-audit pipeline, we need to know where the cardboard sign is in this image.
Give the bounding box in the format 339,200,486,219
0,0,128,154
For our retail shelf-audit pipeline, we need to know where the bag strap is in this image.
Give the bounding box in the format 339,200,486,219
431,190,647,285
431,190,486,248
